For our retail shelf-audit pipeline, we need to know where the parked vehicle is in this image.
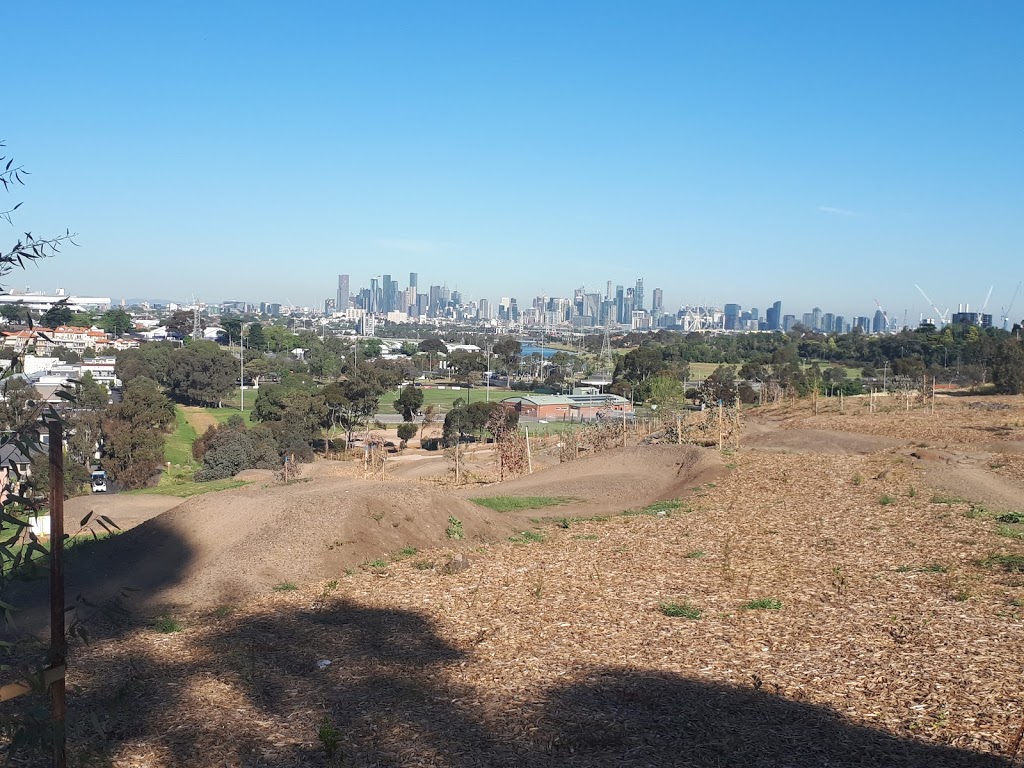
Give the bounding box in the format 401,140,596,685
91,470,107,493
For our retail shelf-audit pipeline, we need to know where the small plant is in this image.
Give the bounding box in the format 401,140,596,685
981,554,1024,572
996,512,1024,524
920,563,948,573
895,565,914,573
659,600,702,619
572,534,600,541
996,524,1024,540
509,530,546,544
446,516,464,540
740,597,782,611
398,546,418,557
318,716,341,762
830,566,846,595
273,581,299,591
471,496,577,512
367,559,388,569
879,494,895,506
851,473,863,486
625,499,682,517
684,550,705,559
932,493,965,505
907,487,917,498
154,616,182,633
412,559,435,570
213,605,235,619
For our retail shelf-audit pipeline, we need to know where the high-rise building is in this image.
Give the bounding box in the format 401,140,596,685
766,300,782,331
606,281,613,301
615,285,624,323
336,274,350,311
409,272,418,292
652,288,664,318
368,278,381,313
724,303,741,331
872,309,886,333
324,298,336,315
782,314,797,332
811,307,823,331
834,316,846,333
381,274,392,312
634,278,644,312
822,312,835,333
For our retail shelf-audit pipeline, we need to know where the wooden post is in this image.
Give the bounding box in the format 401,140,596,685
734,399,740,450
381,449,385,482
840,391,843,413
718,400,724,451
676,414,681,445
931,377,936,414
455,442,460,485
525,426,533,474
48,419,67,768
622,409,627,447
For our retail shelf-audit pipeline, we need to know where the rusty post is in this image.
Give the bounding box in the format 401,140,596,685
47,418,66,768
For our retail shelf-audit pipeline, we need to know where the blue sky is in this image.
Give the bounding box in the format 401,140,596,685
5,1,1022,323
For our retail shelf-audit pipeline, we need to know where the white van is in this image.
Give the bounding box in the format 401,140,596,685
91,471,107,493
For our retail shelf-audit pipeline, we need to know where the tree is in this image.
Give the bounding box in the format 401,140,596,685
98,307,134,336
492,336,521,374
396,422,418,448
393,384,424,421
442,398,472,446
647,376,687,410
418,337,447,354
102,377,174,489
448,349,486,380
165,341,237,405
698,365,738,405
0,378,41,431
162,310,193,336
246,322,267,351
41,304,73,328
0,303,28,323
992,339,1024,394
77,371,109,410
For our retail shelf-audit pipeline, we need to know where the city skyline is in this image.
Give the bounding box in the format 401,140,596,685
5,2,1021,320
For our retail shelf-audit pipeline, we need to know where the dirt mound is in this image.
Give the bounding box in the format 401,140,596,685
744,427,904,455
233,468,276,481
465,444,725,515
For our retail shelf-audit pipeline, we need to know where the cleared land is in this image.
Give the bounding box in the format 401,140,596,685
4,395,1024,767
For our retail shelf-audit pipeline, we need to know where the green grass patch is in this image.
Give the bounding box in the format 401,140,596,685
740,597,783,611
624,499,683,517
509,530,546,544
996,524,1024,540
996,512,1024,524
412,559,435,570
931,493,966,505
126,467,251,498
879,494,895,506
981,554,1024,572
365,559,388,570
154,616,183,633
471,496,578,513
572,534,600,541
273,581,298,591
659,600,702,619
165,406,199,466
397,546,418,557
684,550,705,559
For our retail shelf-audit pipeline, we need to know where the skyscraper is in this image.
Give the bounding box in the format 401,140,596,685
336,274,350,311
615,285,624,323
766,300,782,331
634,278,644,312
652,288,664,317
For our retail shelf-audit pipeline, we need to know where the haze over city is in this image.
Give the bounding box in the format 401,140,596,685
6,1,1022,320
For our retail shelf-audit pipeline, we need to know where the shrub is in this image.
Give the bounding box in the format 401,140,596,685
659,601,701,619
741,598,782,611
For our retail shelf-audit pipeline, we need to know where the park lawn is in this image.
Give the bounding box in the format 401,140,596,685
203,406,256,426
382,386,523,412
166,407,199,467
126,467,251,498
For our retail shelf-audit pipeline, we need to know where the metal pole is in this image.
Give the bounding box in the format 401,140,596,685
47,419,67,768
240,332,244,413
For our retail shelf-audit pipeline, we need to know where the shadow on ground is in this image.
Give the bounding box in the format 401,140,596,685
18,599,1009,768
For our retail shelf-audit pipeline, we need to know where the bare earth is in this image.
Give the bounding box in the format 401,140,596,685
5,394,1024,767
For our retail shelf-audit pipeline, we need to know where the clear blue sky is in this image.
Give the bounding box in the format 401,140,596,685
5,1,1022,323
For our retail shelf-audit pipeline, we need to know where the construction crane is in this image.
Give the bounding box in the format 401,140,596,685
1002,281,1022,331
980,285,994,314
914,284,949,327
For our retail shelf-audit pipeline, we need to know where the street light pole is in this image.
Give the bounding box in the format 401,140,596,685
240,330,245,413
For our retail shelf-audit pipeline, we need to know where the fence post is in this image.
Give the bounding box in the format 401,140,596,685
525,426,533,474
48,418,67,768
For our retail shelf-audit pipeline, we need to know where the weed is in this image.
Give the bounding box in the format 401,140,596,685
830,566,847,595
921,563,948,573
932,493,965,505
318,716,342,762
412,559,435,570
572,534,600,541
509,530,546,544
740,598,783,611
659,600,702,619
367,559,388,570
213,605,235,619
398,546,418,557
154,616,182,633
625,499,682,517
964,505,992,520
685,550,705,559
852,473,863,486
445,516,464,540
991,461,1007,470
981,554,1024,572
907,487,917,498
273,581,299,591
471,496,577,512
951,589,971,602
879,495,895,506
996,524,1024,540
895,565,914,573
996,512,1024,524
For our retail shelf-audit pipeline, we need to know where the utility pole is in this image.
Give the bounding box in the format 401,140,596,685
48,419,67,768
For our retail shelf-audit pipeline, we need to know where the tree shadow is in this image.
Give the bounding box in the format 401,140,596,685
50,598,1014,767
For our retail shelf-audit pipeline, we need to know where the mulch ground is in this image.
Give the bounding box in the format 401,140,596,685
5,401,1024,767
